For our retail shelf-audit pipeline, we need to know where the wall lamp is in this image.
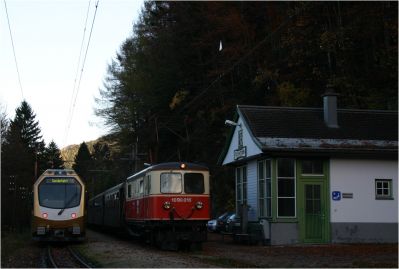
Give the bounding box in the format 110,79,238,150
224,120,241,127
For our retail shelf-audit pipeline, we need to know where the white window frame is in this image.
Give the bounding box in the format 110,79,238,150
236,165,247,211
277,158,296,218
375,179,393,199
258,159,272,218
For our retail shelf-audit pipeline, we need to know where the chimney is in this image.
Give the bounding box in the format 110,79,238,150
322,84,339,128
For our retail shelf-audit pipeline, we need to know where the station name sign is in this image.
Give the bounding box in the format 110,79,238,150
234,146,247,160
234,129,247,160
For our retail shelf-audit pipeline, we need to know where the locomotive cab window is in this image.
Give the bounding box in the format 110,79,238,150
160,173,182,193
184,173,204,194
38,177,81,209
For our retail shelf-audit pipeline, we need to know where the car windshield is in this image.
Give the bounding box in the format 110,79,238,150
38,177,81,209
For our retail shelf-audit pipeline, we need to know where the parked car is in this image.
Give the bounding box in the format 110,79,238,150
225,213,239,232
206,219,217,232
216,212,234,232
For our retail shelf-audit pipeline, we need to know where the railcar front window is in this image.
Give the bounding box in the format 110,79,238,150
39,177,81,209
160,173,182,193
184,173,204,194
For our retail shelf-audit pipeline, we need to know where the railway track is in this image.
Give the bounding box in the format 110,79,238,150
47,245,92,268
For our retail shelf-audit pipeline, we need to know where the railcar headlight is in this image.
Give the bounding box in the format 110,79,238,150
42,213,48,219
195,201,203,210
71,213,77,219
163,201,171,210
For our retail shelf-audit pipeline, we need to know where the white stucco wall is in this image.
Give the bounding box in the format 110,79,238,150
330,159,398,223
222,116,262,165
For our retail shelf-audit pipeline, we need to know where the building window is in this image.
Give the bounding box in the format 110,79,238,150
277,158,296,217
236,166,247,211
301,159,323,175
375,179,393,199
258,160,272,218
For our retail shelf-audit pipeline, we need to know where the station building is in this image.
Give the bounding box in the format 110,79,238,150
219,92,398,245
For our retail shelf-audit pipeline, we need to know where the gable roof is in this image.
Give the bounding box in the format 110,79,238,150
219,105,398,164
238,105,397,141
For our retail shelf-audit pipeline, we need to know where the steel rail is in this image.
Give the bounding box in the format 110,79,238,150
47,246,57,268
47,245,92,268
68,246,92,268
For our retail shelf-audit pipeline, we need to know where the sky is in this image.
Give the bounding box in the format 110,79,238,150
1,0,144,149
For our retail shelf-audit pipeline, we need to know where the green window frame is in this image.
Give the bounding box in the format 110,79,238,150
375,179,393,200
301,159,324,175
258,160,272,218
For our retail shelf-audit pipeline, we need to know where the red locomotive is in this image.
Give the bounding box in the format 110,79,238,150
88,162,210,250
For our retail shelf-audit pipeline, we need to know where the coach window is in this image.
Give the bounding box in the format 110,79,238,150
161,173,182,193
127,184,132,198
139,179,144,194
144,175,151,195
184,173,204,194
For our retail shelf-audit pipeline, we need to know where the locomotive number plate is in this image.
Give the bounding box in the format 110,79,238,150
171,197,192,203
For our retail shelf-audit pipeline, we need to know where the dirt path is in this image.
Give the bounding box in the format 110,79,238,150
77,229,214,268
77,229,398,268
2,229,397,268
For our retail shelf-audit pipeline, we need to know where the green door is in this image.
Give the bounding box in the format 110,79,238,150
300,180,329,243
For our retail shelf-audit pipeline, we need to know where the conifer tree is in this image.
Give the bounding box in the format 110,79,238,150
44,140,65,169
0,105,8,147
1,101,45,229
72,142,92,182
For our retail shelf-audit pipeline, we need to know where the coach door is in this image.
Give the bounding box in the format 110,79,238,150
298,159,330,243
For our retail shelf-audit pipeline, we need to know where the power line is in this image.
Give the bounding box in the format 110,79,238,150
65,0,92,143
3,0,24,100
64,0,100,146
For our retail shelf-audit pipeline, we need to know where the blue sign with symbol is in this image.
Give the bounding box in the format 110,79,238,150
332,191,341,201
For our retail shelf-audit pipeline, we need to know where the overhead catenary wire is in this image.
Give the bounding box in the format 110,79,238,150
3,0,24,100
65,0,92,143
64,0,100,146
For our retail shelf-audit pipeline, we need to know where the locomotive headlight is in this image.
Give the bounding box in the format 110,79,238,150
42,213,48,219
163,201,172,210
195,201,203,210
71,213,77,219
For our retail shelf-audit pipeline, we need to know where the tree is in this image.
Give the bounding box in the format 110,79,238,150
44,140,65,169
9,101,43,151
94,1,398,216
72,142,92,182
91,142,114,195
0,104,8,147
1,101,45,230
